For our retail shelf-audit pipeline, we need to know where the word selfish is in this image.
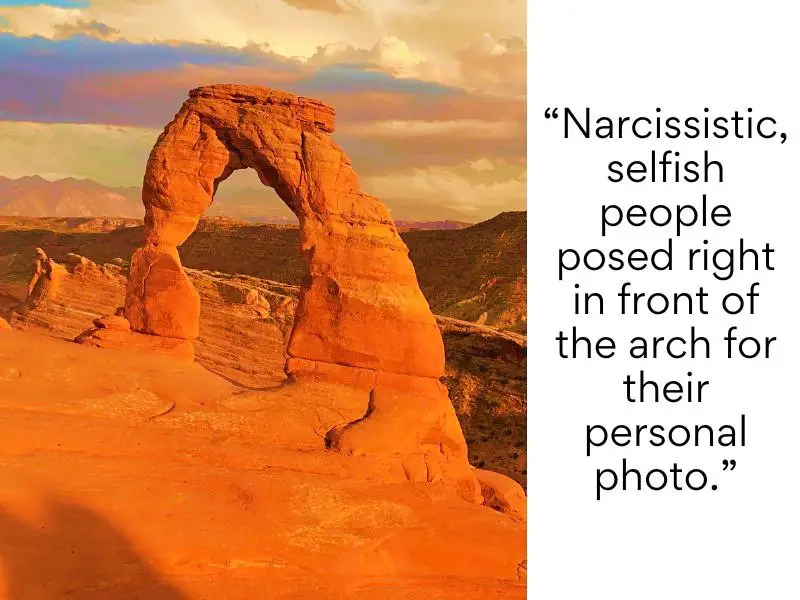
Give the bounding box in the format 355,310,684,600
607,150,723,183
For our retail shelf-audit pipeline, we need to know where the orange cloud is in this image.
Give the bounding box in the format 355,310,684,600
281,0,362,14
53,19,119,41
455,34,526,95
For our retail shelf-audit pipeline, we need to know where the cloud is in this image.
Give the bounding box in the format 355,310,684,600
53,18,119,41
455,33,526,95
379,0,526,54
306,32,527,94
295,63,460,96
281,0,362,14
0,4,82,38
0,34,515,129
0,0,372,57
0,31,525,211
0,34,299,125
340,134,524,176
319,89,525,125
309,36,426,77
0,0,526,94
0,1,526,219
0,110,524,186
362,161,526,219
0,33,272,74
339,119,522,140
335,117,524,174
469,158,495,172
2,1,88,6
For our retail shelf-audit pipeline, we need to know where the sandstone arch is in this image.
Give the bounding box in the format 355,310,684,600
126,84,444,378
123,85,479,500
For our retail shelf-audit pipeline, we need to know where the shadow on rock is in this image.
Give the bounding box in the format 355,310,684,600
0,498,186,599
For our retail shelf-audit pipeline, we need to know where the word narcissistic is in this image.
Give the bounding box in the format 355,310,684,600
563,107,784,142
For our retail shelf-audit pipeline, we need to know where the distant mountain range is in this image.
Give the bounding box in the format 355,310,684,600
0,176,142,218
0,175,476,226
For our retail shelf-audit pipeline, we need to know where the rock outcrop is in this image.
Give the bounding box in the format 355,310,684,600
475,469,528,522
12,252,127,336
75,317,196,362
114,85,478,499
127,85,443,377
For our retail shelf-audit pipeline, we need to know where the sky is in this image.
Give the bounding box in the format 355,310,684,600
0,0,526,221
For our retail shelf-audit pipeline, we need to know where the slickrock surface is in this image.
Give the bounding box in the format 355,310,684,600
186,270,297,387
0,330,526,599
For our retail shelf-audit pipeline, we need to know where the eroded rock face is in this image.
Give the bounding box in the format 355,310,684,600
127,84,443,378
126,245,200,340
320,367,482,503
12,253,127,336
475,469,527,522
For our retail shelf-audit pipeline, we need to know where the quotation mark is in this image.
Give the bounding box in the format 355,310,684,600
545,107,559,119
712,459,737,490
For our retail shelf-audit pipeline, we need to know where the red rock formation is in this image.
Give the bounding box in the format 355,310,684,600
116,85,478,500
127,85,443,377
12,253,127,337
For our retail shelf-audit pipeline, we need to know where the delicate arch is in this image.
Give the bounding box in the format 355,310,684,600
125,85,444,378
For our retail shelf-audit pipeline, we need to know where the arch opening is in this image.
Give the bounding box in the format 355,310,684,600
206,167,296,225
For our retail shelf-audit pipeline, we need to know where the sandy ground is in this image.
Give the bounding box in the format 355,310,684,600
0,330,526,599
